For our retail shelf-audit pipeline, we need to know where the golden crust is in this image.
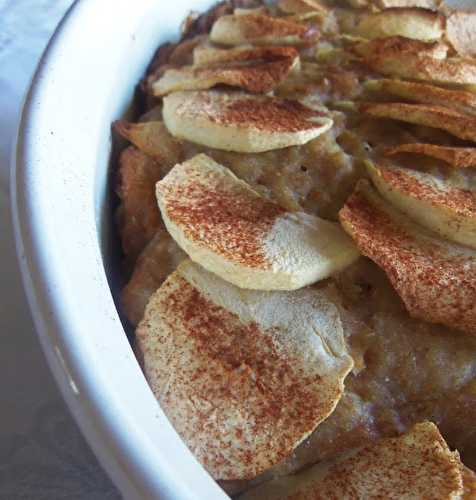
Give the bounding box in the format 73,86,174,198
115,147,163,260
156,154,287,272
384,143,476,168
369,162,476,220
360,102,476,143
193,45,297,66
121,229,186,326
156,154,358,289
446,11,476,57
240,422,465,499
136,260,353,480
339,180,476,335
462,466,476,499
365,78,476,116
118,1,476,490
354,36,476,85
113,120,182,166
151,48,299,95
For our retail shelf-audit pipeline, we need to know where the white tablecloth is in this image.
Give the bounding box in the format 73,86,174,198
0,1,119,497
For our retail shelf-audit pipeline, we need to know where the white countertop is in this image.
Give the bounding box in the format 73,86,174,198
0,0,119,496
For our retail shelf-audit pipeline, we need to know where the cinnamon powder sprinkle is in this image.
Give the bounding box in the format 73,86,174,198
206,46,298,64
195,57,296,94
160,179,285,269
223,98,326,132
379,166,476,218
137,271,345,479
169,91,331,138
241,421,465,498
234,14,308,40
339,181,476,335
301,422,463,499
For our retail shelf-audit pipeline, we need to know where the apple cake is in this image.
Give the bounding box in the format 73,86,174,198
113,0,476,496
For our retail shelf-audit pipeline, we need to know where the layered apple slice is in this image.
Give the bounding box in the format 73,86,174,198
113,120,181,165
151,46,300,96
240,422,470,499
162,90,333,153
353,36,476,85
339,179,476,335
192,45,297,67
364,79,476,117
366,161,476,249
136,259,353,480
210,12,318,46
156,154,359,290
360,102,476,143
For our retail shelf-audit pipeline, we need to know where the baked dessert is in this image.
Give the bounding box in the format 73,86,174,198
240,422,476,499
113,0,476,496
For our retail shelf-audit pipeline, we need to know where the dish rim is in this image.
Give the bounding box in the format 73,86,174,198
11,0,229,498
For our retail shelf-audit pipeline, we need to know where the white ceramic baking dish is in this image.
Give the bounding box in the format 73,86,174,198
11,0,228,498
12,0,472,498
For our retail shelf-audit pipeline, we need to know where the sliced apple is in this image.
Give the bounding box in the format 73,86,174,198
360,102,476,143
345,0,438,8
210,13,317,46
115,146,164,260
384,143,476,168
353,36,476,85
367,161,476,249
136,259,353,480
113,120,182,165
278,0,328,14
446,11,476,58
353,8,444,42
377,0,439,7
339,180,476,335
240,422,465,499
162,90,333,153
364,79,476,117
353,35,448,61
151,48,299,96
156,154,359,291
193,45,297,67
